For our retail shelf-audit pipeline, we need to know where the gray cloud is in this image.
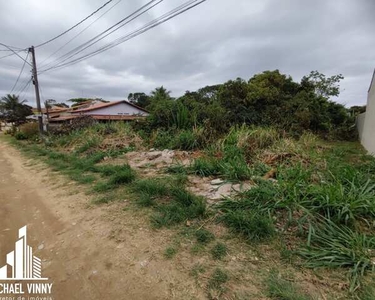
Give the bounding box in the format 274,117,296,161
0,0,374,107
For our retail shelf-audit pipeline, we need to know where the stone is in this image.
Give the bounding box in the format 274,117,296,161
210,178,224,185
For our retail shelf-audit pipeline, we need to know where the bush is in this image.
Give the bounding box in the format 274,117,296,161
14,132,27,140
50,116,96,135
19,122,39,139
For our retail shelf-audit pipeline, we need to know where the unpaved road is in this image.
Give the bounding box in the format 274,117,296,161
0,140,205,300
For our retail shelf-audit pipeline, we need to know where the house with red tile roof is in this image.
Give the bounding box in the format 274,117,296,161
48,100,149,123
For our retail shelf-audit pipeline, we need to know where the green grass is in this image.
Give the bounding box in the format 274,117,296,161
92,181,115,193
211,242,228,260
208,268,229,290
195,229,215,245
220,210,275,242
265,270,312,300
298,219,375,292
108,167,136,185
166,163,188,175
164,247,178,259
190,263,206,279
8,126,375,296
132,178,207,228
133,178,170,197
359,285,375,300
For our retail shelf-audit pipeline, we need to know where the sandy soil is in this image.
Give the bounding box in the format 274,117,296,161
0,140,205,300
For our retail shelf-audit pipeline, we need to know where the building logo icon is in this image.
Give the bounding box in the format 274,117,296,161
0,226,48,280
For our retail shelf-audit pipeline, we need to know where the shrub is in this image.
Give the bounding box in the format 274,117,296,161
173,130,198,150
151,130,174,149
14,131,27,140
50,116,96,135
19,122,39,139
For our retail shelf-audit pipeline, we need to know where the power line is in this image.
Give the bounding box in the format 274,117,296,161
40,0,206,74
40,0,161,71
0,43,24,51
10,52,30,93
39,0,123,68
35,0,115,48
17,78,32,98
0,43,31,66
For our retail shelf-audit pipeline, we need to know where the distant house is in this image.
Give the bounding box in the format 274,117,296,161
357,69,375,155
48,100,149,124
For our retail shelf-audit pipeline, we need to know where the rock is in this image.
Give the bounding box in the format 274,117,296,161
140,260,149,268
38,244,44,250
210,179,224,185
232,183,252,192
268,178,278,183
147,152,162,160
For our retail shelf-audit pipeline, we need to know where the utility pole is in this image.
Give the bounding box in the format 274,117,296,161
29,46,43,134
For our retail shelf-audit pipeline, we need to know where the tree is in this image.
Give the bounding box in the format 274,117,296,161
127,92,150,108
0,94,32,125
68,98,107,107
68,98,91,107
54,102,69,108
150,86,172,102
301,71,344,99
349,105,366,116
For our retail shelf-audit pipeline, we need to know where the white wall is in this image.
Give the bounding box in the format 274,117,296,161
78,102,148,116
361,75,375,155
357,112,366,140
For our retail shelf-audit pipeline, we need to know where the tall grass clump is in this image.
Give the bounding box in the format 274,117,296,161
132,178,206,226
299,219,375,292
266,270,313,300
152,188,206,228
301,179,375,225
108,166,136,185
223,125,280,156
220,209,275,242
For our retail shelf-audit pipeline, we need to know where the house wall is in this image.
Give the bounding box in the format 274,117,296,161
361,78,375,155
77,102,148,116
357,112,366,140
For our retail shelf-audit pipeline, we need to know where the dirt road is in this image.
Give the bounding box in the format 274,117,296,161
0,140,205,300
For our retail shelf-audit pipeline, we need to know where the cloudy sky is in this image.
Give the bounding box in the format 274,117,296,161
0,0,374,107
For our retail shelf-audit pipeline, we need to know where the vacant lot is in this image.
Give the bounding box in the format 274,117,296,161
4,122,375,299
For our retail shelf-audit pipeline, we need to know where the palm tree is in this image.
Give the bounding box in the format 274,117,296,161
150,86,172,101
0,94,32,125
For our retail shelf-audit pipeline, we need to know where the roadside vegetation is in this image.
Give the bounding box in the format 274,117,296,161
2,70,375,299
